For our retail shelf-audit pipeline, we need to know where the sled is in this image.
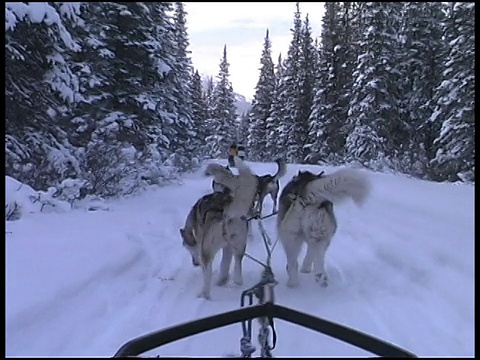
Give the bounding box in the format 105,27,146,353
114,217,417,358
114,267,417,358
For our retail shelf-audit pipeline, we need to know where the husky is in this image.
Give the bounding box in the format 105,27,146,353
253,158,287,217
208,164,256,242
180,157,258,299
211,165,232,193
277,167,371,288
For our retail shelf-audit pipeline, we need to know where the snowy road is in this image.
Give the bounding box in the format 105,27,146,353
6,162,474,357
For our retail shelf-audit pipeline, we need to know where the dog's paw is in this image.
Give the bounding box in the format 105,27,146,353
287,278,300,288
315,273,328,288
216,276,229,286
300,264,312,273
233,276,243,286
197,290,211,300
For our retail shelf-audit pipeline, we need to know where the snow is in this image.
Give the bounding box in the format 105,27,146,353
5,176,42,218
6,2,80,51
6,161,474,357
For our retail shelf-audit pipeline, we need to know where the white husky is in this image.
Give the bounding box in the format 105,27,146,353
277,167,371,288
180,157,258,299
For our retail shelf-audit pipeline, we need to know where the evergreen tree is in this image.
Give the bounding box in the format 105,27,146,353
5,2,84,190
247,29,276,161
306,2,340,163
400,2,446,177
345,2,406,169
71,2,181,195
296,14,317,162
203,75,216,120
170,2,197,169
430,2,475,182
282,3,304,163
307,3,357,164
237,112,250,147
208,45,238,158
191,70,209,158
202,75,218,157
265,54,288,158
277,3,317,163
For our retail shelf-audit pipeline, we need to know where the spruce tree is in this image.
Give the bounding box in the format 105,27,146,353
345,2,405,169
170,2,197,169
247,29,276,161
191,70,209,158
400,2,446,177
5,2,84,190
307,3,358,164
430,2,475,182
282,3,304,163
209,45,238,158
265,54,288,158
296,14,317,162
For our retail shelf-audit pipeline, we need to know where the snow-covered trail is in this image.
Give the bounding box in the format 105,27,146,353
6,162,474,357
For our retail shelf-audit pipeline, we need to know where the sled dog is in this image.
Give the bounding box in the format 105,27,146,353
180,157,258,299
209,163,255,241
211,165,232,193
277,167,371,288
253,158,287,216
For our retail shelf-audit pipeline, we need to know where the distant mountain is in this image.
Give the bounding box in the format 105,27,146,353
234,92,251,117
201,74,251,118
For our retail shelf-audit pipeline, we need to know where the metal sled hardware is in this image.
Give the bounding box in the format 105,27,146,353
113,302,417,358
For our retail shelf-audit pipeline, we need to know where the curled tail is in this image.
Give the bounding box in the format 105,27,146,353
233,156,254,178
205,157,257,203
272,158,287,182
303,168,371,207
205,163,235,190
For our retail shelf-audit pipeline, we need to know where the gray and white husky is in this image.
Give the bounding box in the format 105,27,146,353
277,167,371,288
180,157,258,299
211,165,232,193
253,158,287,216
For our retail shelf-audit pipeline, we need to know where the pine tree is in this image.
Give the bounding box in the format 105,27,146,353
282,3,304,163
307,3,357,164
247,29,276,161
306,2,339,163
191,70,209,158
276,3,318,163
400,2,446,177
66,2,188,195
430,2,475,182
296,14,317,162
265,54,288,158
170,2,197,169
345,2,406,169
237,112,250,147
202,75,218,157
5,2,84,190
209,45,238,158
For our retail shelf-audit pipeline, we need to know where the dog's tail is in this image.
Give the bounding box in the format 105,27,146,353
272,158,287,182
232,156,253,177
228,157,259,215
303,168,371,207
205,162,235,189
205,157,257,201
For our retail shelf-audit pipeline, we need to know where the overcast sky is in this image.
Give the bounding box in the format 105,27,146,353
184,2,325,101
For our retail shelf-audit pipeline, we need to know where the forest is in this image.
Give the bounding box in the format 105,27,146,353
5,2,475,200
